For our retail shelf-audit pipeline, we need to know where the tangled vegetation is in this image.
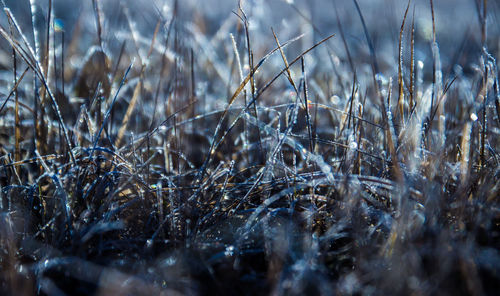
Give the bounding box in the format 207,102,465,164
0,0,499,295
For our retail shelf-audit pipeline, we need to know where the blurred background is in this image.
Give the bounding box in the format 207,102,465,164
2,0,499,73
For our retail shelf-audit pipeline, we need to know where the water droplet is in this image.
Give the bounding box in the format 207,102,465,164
330,95,340,105
349,142,358,149
470,113,478,121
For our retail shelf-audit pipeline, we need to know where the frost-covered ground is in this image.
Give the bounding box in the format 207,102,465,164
0,0,499,295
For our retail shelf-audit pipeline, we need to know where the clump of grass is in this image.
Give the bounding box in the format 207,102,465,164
0,0,499,295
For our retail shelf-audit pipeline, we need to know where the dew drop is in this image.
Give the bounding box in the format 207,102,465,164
330,95,340,105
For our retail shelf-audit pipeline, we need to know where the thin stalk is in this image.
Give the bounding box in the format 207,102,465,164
398,0,411,126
